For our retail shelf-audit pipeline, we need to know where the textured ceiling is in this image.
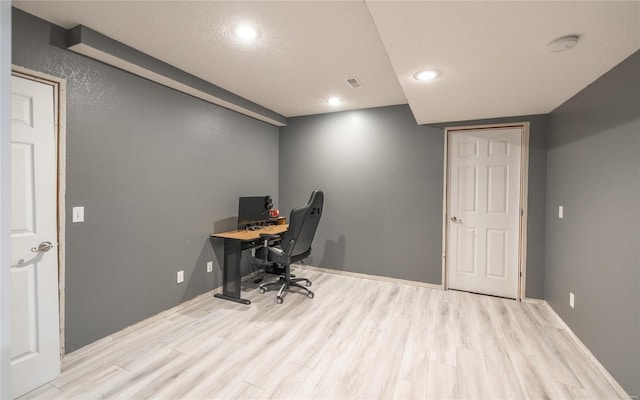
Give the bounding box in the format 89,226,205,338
13,1,640,124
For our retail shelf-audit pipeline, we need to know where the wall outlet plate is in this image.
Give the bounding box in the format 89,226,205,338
206,261,213,273
177,270,184,284
569,292,575,308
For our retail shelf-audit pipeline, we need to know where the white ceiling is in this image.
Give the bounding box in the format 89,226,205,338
13,1,640,124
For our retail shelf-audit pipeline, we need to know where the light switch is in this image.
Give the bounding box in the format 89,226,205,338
558,206,564,219
72,206,85,223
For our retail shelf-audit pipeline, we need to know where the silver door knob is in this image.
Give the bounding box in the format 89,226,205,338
31,241,54,253
450,216,463,223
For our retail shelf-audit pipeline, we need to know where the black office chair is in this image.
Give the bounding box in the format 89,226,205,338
256,190,324,304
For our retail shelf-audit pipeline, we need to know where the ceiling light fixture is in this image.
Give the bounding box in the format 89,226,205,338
328,97,342,106
235,24,258,41
548,35,579,52
413,69,440,81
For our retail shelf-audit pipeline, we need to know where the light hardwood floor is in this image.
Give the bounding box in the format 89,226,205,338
20,268,623,400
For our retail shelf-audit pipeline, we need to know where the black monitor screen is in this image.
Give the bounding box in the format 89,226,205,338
238,195,272,228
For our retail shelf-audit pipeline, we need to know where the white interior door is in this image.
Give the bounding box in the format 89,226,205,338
446,127,522,299
11,75,60,398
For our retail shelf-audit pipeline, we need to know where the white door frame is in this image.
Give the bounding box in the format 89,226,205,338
1,4,12,397
11,66,67,355
441,122,529,300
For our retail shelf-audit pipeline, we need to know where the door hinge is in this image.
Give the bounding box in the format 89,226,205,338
519,271,523,277
520,209,524,216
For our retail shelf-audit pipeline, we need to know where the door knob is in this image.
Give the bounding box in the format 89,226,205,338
31,241,54,253
450,216,463,223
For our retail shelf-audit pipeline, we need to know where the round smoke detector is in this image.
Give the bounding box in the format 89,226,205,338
548,35,579,52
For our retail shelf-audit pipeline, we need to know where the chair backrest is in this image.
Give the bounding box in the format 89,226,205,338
280,190,324,258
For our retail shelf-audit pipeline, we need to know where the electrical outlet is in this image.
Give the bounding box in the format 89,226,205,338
177,270,184,284
558,205,564,219
206,261,213,273
569,292,575,308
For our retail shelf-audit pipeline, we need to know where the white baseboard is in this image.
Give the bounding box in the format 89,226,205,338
297,264,443,290
64,266,276,362
62,289,218,363
541,301,631,399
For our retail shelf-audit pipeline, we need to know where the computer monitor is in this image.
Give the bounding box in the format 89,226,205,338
237,195,272,229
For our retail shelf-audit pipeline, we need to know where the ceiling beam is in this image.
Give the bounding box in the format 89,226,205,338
67,25,287,127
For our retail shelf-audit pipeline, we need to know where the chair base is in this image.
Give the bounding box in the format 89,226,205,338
259,276,314,304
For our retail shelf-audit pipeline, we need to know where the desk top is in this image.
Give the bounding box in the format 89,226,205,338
211,224,288,241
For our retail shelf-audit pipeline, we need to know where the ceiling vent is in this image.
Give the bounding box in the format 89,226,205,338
345,77,363,88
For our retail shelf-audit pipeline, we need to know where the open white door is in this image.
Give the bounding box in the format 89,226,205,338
11,75,60,398
446,127,522,299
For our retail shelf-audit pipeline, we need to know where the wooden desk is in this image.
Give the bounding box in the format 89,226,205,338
210,224,288,305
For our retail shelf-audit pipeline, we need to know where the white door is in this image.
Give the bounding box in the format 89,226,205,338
446,127,522,299
11,75,60,398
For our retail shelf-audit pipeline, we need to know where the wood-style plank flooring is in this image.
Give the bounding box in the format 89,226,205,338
20,268,623,399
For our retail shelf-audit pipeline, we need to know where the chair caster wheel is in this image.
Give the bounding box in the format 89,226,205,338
259,287,266,294
306,281,312,287
276,297,283,304
307,291,314,299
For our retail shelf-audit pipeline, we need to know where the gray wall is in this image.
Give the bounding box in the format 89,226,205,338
546,50,640,397
13,9,280,352
280,106,548,298
279,106,444,283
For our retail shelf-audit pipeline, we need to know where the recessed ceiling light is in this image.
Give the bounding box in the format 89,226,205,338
548,35,579,52
413,69,440,81
328,97,342,106
235,24,258,41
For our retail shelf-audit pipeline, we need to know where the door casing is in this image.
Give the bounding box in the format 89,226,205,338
12,66,67,354
442,122,529,300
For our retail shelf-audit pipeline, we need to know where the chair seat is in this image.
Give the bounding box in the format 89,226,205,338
255,245,310,265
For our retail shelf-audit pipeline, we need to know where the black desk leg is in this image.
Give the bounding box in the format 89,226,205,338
213,238,251,305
